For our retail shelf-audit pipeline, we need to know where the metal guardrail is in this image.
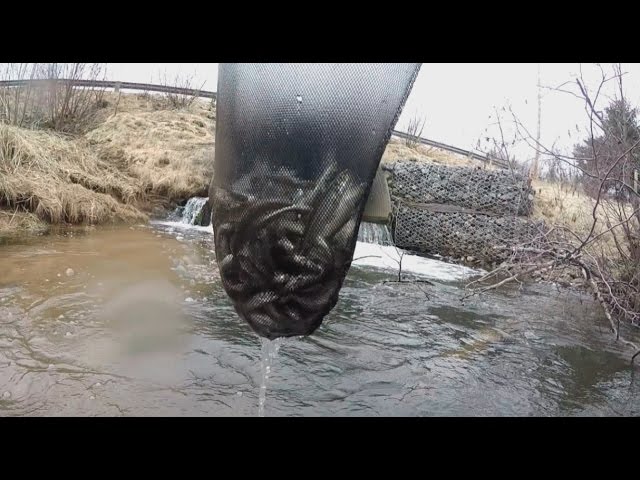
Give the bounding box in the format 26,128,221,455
0,79,216,100
390,130,509,169
0,78,508,168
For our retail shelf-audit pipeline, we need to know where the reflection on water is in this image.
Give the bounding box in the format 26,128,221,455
1,223,639,416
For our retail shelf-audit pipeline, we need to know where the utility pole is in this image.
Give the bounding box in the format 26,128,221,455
531,64,542,181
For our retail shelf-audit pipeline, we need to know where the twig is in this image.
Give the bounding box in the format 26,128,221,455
7,206,19,226
112,89,122,118
463,259,556,300
476,64,640,365
352,255,382,262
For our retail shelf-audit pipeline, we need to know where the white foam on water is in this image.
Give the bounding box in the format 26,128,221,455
357,222,393,245
351,241,480,282
151,220,213,234
151,220,480,282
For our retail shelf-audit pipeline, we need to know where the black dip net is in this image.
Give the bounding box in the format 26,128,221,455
210,63,421,339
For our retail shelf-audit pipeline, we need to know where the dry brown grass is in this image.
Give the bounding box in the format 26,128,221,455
529,179,640,275
12,91,608,244
530,179,635,238
531,180,595,230
0,124,147,229
381,138,490,169
86,99,215,202
0,209,48,238
0,92,216,237
96,91,216,118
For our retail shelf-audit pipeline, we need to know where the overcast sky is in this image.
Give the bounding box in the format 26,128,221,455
106,63,640,163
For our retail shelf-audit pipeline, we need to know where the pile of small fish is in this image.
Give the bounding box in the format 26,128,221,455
212,160,366,338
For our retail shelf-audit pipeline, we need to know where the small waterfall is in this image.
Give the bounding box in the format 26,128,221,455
357,221,393,245
172,197,210,226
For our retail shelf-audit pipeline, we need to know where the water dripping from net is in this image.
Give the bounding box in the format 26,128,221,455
258,337,283,417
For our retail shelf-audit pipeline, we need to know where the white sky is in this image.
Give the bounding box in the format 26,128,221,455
106,63,640,164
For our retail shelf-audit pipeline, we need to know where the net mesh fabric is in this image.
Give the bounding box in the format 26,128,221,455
210,63,421,338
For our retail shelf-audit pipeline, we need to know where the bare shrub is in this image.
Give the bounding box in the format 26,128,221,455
0,63,107,133
465,64,640,363
405,114,426,149
154,71,205,110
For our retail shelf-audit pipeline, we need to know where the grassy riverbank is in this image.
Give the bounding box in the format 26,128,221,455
0,89,595,242
0,92,216,239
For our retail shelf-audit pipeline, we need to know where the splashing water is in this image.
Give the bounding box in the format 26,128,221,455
173,197,209,225
258,337,283,417
1,223,639,417
357,221,393,246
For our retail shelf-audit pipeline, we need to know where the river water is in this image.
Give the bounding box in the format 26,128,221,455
1,220,639,416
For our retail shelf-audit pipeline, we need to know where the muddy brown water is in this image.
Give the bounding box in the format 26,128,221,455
1,222,639,416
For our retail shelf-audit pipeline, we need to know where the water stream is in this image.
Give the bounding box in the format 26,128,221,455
258,338,283,417
1,207,639,416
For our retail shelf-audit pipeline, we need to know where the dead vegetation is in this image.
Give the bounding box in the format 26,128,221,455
86,103,214,202
382,138,483,168
0,209,48,238
0,64,216,238
461,65,640,363
404,114,426,149
155,72,206,110
0,63,109,134
379,68,640,364
0,124,147,226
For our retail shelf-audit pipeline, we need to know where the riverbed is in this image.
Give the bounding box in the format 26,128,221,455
1,221,639,416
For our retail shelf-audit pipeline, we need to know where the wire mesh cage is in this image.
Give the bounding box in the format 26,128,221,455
388,160,542,262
